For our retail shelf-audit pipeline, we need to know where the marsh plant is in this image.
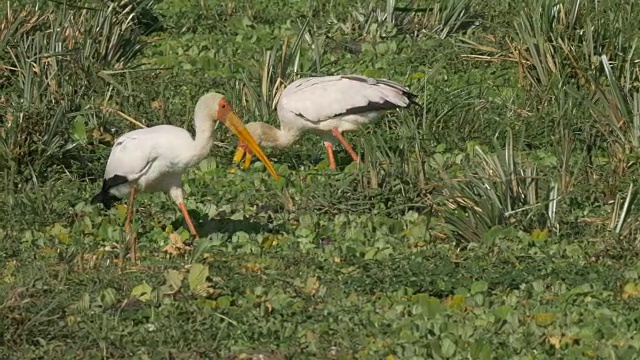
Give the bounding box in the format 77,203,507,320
2,0,640,358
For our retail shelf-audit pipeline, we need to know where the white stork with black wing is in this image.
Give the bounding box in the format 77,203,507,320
232,75,418,169
91,92,279,261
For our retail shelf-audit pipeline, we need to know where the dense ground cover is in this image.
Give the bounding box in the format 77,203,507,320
3,0,640,358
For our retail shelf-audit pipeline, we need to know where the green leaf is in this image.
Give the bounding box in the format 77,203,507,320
440,338,456,358
161,269,184,295
364,248,377,260
273,175,287,190
412,294,446,317
534,312,556,327
130,283,153,302
188,263,214,297
48,223,70,244
494,305,512,319
470,281,488,294
216,296,232,308
100,288,117,307
470,342,493,360
71,115,87,142
403,222,428,240
303,275,320,296
69,293,91,312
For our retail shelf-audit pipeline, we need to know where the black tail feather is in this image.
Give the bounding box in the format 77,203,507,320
90,191,120,210
91,175,129,210
405,90,422,108
339,75,422,109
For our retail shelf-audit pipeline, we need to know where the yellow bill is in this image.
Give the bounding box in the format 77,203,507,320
223,112,279,180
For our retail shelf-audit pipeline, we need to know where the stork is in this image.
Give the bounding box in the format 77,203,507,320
232,75,417,169
91,92,278,260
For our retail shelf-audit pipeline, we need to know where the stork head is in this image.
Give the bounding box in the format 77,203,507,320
195,92,279,181
232,122,297,169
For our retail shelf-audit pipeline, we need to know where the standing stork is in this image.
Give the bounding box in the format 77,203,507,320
91,92,279,260
232,75,418,169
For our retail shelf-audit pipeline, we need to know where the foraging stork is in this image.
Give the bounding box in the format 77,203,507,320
232,75,417,169
91,92,279,259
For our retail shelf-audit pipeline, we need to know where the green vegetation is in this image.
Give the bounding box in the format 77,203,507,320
3,0,640,358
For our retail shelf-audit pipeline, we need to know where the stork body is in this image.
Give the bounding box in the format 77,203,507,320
94,125,210,207
91,92,278,261
233,75,417,169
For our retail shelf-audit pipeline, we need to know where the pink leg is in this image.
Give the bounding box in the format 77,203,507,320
124,187,136,232
331,128,360,163
124,187,137,264
178,202,200,240
324,142,337,169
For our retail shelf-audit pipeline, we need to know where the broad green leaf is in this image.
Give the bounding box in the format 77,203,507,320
116,205,128,222
131,283,153,302
444,294,466,311
188,263,214,297
403,223,428,240
273,175,287,190
100,288,117,307
531,229,549,241
48,223,70,245
470,342,493,360
534,312,556,327
494,305,512,319
630,334,640,350
623,282,640,299
1,260,16,283
303,276,320,296
364,248,377,260
423,298,446,317
577,327,596,341
473,293,484,306
195,299,218,308
69,293,91,312
471,281,488,294
440,338,456,358
71,116,87,142
161,269,184,295
216,296,232,308
260,234,281,249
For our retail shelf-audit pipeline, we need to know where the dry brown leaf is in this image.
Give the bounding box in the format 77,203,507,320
150,100,164,110
242,263,263,273
163,232,190,255
303,276,320,296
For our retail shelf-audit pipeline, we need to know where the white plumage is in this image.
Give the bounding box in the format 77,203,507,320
92,92,278,259
233,75,417,169
102,125,206,201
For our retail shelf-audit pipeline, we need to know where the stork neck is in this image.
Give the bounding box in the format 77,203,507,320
269,125,300,148
188,111,215,165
